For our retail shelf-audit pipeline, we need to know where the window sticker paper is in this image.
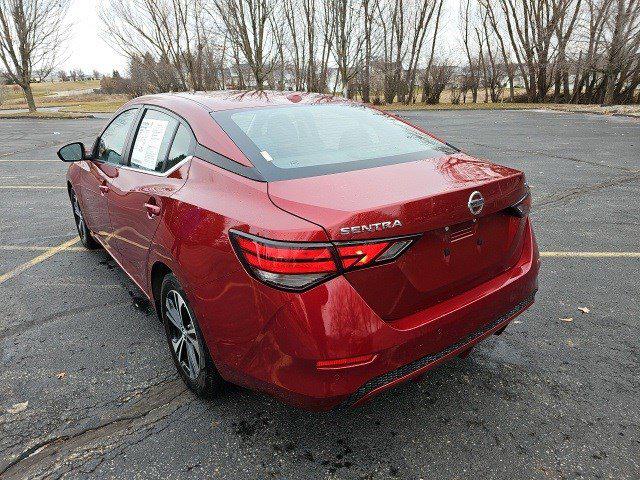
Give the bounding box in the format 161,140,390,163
131,118,170,170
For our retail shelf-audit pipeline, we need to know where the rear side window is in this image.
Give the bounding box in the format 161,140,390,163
97,109,137,164
213,104,455,180
130,110,179,172
165,125,193,171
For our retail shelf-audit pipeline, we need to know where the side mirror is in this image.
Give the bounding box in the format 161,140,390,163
57,142,86,162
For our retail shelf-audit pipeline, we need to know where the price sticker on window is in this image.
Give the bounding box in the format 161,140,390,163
131,118,170,170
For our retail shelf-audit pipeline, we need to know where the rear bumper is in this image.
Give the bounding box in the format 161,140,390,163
344,292,535,408
216,219,540,411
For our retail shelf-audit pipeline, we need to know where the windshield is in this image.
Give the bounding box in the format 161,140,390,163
212,104,456,181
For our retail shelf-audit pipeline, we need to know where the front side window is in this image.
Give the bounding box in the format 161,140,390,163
213,104,455,180
96,109,138,164
130,110,179,172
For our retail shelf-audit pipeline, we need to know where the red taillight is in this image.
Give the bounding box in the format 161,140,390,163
229,230,417,291
336,241,391,269
236,237,336,274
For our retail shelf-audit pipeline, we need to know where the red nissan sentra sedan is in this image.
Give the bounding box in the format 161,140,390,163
58,91,539,410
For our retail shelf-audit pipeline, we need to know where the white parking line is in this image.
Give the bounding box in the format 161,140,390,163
0,159,57,163
540,252,640,258
0,185,66,189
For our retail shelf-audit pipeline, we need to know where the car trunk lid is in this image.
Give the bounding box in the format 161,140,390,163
268,154,529,320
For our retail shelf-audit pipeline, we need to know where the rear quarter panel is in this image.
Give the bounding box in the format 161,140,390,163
147,158,328,369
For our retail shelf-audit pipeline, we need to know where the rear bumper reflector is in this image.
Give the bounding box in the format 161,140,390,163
339,291,537,408
316,354,377,370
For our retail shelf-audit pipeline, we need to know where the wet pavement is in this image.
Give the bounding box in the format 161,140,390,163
0,110,638,479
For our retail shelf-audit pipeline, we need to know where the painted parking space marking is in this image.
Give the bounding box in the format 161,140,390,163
0,244,85,252
540,252,640,258
0,237,80,285
0,243,638,258
0,185,66,189
0,240,637,286
0,159,57,163
8,278,123,289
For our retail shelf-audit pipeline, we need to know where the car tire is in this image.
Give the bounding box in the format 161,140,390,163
69,187,100,249
160,273,224,397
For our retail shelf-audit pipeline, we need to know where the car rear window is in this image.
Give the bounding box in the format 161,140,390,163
212,104,456,181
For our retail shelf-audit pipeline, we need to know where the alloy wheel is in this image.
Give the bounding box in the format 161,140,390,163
165,290,202,379
71,190,86,241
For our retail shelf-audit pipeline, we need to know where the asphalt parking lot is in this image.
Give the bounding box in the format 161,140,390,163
0,110,638,479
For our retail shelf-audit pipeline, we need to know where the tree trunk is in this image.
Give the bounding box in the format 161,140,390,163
603,72,616,105
362,84,370,103
562,70,570,103
528,72,536,102
508,75,514,102
554,70,561,102
22,83,37,112
255,65,265,90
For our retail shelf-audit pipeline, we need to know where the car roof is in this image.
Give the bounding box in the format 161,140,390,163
136,90,350,113
116,91,359,171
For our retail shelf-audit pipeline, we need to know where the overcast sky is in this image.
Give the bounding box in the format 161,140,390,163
63,0,127,73
63,0,460,75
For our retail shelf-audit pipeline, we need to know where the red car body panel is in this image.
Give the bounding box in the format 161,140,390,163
107,162,191,291
66,91,539,411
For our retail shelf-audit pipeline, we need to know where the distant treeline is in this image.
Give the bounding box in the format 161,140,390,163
98,0,640,105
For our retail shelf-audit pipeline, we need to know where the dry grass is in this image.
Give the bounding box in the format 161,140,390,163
0,80,107,112
381,101,640,117
381,102,545,111
542,103,640,117
60,98,129,113
0,86,129,114
0,80,100,103
0,111,95,119
2,81,638,117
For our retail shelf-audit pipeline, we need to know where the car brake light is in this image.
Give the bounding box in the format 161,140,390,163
506,184,531,218
229,230,417,291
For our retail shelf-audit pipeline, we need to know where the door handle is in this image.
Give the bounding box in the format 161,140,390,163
99,183,110,194
144,202,161,217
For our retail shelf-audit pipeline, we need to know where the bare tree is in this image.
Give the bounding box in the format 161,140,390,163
476,1,507,102
101,0,210,91
481,0,516,101
499,0,574,101
553,0,582,102
329,0,364,97
270,3,288,89
281,0,306,90
361,0,379,102
211,0,275,89
602,0,640,104
570,0,609,102
93,0,639,106
296,0,332,92
421,58,454,103
0,0,70,111
460,0,481,102
403,0,444,104
373,0,443,104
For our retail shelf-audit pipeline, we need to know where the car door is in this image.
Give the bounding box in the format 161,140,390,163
80,108,139,245
107,107,194,291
